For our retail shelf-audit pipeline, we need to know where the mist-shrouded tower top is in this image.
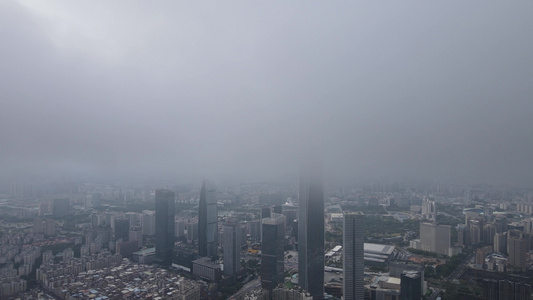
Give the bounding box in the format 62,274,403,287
198,179,218,257
298,160,325,299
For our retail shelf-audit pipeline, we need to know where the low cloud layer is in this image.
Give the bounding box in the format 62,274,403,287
1,1,533,186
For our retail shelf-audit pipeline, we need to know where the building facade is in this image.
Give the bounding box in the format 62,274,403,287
298,164,325,299
262,213,286,290
198,180,218,257
223,223,242,276
343,212,365,300
155,189,175,265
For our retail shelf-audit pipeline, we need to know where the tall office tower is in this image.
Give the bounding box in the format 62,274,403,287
199,180,218,257
155,189,176,265
400,271,422,300
114,218,130,241
142,210,156,236
419,222,451,256
53,198,70,217
298,163,325,299
421,198,436,222
507,230,526,272
343,212,365,300
223,223,242,277
261,213,286,291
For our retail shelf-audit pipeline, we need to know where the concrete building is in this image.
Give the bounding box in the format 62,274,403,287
155,189,175,265
223,223,242,277
343,212,365,300
198,180,218,257
417,222,451,256
400,271,422,300
508,230,526,272
298,163,325,299
261,213,286,291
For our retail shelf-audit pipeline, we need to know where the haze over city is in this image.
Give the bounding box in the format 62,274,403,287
1,1,533,186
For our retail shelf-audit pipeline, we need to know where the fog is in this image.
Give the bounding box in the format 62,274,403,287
1,1,533,186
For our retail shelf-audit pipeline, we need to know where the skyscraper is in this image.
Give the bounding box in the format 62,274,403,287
343,212,365,300
198,180,218,257
223,223,242,277
298,164,325,299
114,218,130,241
400,271,422,300
155,189,175,265
508,230,526,272
419,222,451,256
261,213,286,291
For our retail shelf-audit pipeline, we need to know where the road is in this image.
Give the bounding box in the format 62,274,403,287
231,278,261,299
428,288,441,300
447,253,474,281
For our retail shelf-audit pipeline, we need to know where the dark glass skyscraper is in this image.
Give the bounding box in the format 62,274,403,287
198,180,218,257
261,213,286,291
400,271,422,300
155,189,175,265
298,164,324,299
223,223,242,276
343,212,365,300
114,218,130,241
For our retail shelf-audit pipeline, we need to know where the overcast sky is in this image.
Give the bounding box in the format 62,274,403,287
1,1,533,186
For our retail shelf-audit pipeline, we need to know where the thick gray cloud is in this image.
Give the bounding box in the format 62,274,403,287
1,1,533,186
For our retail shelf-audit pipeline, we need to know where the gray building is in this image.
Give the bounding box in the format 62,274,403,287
223,223,242,276
343,212,365,300
298,164,325,299
198,180,218,257
155,189,175,265
261,213,286,291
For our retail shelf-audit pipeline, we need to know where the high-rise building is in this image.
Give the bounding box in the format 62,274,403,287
155,189,175,265
129,227,143,248
53,198,70,217
419,222,451,256
508,230,526,272
187,222,198,243
493,232,507,254
400,271,422,300
141,210,156,236
223,223,242,277
114,218,130,241
261,213,286,291
343,212,365,300
198,180,218,257
482,279,532,300
298,164,325,299
421,198,436,222
175,220,185,238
